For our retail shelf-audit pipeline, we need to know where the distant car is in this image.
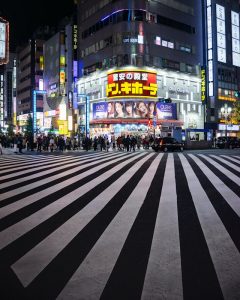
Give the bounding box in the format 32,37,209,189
216,136,240,149
152,137,184,152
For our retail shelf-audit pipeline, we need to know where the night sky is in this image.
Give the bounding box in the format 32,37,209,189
0,0,76,50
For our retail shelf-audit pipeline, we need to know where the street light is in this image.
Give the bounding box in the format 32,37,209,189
220,103,232,137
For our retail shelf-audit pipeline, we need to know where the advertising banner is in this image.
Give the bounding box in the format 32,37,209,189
92,101,177,120
156,103,177,120
93,102,107,119
106,70,157,99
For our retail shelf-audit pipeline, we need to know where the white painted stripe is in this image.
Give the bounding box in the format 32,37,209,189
232,155,240,160
0,152,128,201
0,153,147,248
58,153,161,300
198,154,240,184
0,154,92,172
142,154,182,300
220,155,240,165
179,154,240,300
188,154,240,217
0,153,136,218
0,153,113,186
11,153,154,287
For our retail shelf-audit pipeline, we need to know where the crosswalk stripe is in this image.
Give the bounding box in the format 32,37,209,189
11,153,156,288
0,153,120,188
210,155,240,172
0,153,148,250
0,153,99,173
57,154,162,300
174,154,223,299
142,154,182,300
0,153,140,224
0,152,239,299
0,154,59,165
187,154,240,217
220,155,240,165
198,154,240,184
0,152,129,201
179,154,240,300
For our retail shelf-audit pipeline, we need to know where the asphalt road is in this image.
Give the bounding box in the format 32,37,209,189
0,149,240,299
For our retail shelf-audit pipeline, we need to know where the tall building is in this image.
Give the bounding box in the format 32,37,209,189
4,53,17,127
42,16,77,136
16,27,56,132
16,39,45,131
76,0,204,139
0,16,9,131
203,0,240,136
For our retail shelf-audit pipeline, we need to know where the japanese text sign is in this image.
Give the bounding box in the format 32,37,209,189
106,70,157,99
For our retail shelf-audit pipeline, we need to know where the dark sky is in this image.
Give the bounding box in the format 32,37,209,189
0,0,76,50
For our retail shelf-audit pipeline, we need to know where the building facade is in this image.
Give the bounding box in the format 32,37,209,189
203,0,240,136
42,18,77,136
76,0,205,139
16,39,45,131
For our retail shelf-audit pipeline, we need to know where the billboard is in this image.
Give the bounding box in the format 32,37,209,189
92,101,177,120
106,70,157,99
93,102,108,119
0,18,9,65
156,103,177,120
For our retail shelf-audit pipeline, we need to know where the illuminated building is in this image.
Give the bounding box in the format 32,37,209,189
203,0,240,136
0,16,9,131
43,16,77,136
16,26,56,132
76,0,205,138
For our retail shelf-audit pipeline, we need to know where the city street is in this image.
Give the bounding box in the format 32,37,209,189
0,149,240,299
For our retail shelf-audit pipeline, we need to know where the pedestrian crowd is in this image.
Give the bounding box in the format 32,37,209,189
0,133,156,154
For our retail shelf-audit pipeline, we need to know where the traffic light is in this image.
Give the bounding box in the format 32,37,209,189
158,98,172,103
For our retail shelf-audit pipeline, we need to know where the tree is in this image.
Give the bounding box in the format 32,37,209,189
25,114,33,138
7,124,14,137
231,101,240,124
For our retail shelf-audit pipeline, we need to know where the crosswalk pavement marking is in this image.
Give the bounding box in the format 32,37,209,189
198,154,240,184
210,155,240,172
142,154,182,300
180,154,240,300
0,152,128,201
11,153,154,287
188,154,240,217
0,152,146,247
55,154,161,300
0,152,239,299
0,153,117,188
1,156,84,175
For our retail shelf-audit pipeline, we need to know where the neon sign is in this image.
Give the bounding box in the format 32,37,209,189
106,70,157,99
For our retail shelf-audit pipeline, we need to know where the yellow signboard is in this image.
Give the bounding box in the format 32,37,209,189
201,68,206,102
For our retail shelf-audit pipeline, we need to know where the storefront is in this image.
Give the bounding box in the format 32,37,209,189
76,67,203,138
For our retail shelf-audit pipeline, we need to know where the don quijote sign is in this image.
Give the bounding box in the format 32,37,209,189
106,70,157,99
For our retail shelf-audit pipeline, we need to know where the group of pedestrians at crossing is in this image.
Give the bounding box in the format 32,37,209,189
0,132,157,154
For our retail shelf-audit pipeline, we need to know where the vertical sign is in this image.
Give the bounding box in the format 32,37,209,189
216,4,226,63
33,90,37,134
231,11,240,67
201,68,206,102
0,74,3,129
0,18,9,65
207,1,214,96
85,96,90,136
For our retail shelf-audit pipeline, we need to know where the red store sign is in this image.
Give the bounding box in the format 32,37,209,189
106,70,157,99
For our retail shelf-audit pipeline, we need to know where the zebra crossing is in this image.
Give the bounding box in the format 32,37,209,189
0,151,240,299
